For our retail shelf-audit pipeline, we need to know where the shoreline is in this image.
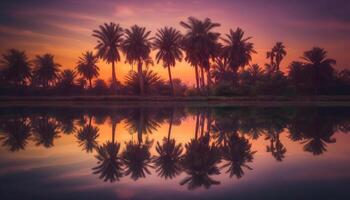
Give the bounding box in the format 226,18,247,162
1,95,350,107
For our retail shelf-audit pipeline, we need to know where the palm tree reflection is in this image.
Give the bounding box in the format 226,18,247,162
154,109,183,179
93,141,123,182
31,116,60,148
0,117,31,152
76,115,99,153
221,133,256,178
180,111,221,190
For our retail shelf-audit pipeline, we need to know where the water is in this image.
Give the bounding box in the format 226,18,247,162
0,105,349,200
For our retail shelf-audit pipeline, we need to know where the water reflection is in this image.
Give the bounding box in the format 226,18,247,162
0,106,349,193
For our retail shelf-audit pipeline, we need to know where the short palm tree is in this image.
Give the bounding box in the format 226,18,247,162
122,25,153,96
153,27,183,95
58,69,76,89
0,49,31,86
124,70,162,95
180,17,220,93
222,28,256,83
32,54,61,87
301,47,336,94
93,22,123,91
272,42,287,71
76,51,100,88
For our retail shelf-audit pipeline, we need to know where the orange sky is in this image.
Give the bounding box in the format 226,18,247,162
1,0,349,85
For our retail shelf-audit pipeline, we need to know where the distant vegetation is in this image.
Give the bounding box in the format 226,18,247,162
0,17,349,96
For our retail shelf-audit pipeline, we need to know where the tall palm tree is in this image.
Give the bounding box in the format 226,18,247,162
0,49,31,86
272,42,287,71
76,51,100,88
93,22,123,91
301,47,336,95
122,25,152,96
153,27,183,96
32,54,61,87
180,17,220,93
222,28,256,84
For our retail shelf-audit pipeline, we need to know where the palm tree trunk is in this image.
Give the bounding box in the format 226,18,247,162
111,61,117,92
200,66,205,89
138,108,144,144
194,65,200,93
206,68,211,95
195,111,199,140
138,61,144,96
167,64,174,96
167,109,174,143
89,78,92,89
112,120,116,143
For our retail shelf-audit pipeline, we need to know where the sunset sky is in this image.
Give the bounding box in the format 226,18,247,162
1,0,349,85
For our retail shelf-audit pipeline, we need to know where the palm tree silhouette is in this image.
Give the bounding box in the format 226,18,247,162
0,117,31,152
76,51,100,88
0,49,31,86
221,133,256,179
93,22,123,91
247,64,264,85
76,115,99,153
180,112,221,190
180,17,220,93
58,69,76,91
273,42,287,71
153,27,183,96
31,116,60,148
122,25,153,96
210,56,232,84
301,47,336,95
32,54,61,88
153,109,183,179
124,70,162,95
222,28,256,84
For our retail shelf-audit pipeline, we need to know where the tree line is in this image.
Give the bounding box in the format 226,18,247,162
1,106,349,188
1,17,349,96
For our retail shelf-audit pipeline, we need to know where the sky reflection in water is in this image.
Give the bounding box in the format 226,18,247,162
0,105,350,200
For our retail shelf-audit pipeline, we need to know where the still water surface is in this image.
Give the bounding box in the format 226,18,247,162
0,105,350,200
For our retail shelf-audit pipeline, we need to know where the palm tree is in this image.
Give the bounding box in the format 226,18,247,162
92,22,123,91
272,42,287,71
247,64,264,84
222,28,256,84
76,51,100,88
122,25,153,96
301,47,336,95
180,17,220,93
58,69,76,89
32,54,61,87
153,109,183,179
153,27,183,96
288,61,305,91
124,70,163,95
0,49,31,86
210,56,232,84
